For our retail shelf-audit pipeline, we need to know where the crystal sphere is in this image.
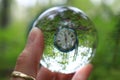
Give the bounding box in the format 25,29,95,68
33,6,97,74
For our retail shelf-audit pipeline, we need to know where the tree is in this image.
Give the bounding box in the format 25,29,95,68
0,0,10,28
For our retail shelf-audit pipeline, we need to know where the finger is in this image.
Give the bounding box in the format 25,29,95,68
55,72,74,80
37,66,74,80
36,66,55,80
72,64,93,80
14,27,44,78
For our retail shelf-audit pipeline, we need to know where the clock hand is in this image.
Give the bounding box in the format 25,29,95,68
65,31,69,49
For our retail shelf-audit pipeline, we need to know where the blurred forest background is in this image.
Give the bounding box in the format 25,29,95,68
0,0,120,80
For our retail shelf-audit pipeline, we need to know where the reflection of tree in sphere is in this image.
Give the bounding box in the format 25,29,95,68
33,6,97,74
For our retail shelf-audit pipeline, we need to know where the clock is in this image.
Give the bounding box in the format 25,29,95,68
54,27,78,52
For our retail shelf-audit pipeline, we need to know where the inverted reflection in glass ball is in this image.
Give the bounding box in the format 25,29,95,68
33,6,97,74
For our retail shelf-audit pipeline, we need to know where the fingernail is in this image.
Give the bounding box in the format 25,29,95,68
27,27,39,45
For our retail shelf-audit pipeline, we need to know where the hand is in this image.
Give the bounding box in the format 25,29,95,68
11,27,93,80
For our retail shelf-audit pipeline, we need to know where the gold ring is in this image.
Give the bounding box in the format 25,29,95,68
11,71,36,80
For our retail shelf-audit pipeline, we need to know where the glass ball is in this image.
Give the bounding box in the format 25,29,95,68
33,6,97,74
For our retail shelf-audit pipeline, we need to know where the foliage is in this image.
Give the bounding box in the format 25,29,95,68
90,5,120,80
0,21,27,80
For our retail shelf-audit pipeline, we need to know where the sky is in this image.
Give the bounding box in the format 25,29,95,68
16,0,115,7
16,0,67,7
14,0,118,20
90,0,114,5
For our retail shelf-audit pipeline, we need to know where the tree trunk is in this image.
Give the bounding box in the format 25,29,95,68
0,0,10,28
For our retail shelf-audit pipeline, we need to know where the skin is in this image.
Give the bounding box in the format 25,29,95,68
11,27,93,80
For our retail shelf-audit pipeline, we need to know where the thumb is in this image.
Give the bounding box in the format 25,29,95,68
14,27,44,78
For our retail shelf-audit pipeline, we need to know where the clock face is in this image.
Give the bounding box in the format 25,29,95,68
54,27,77,52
